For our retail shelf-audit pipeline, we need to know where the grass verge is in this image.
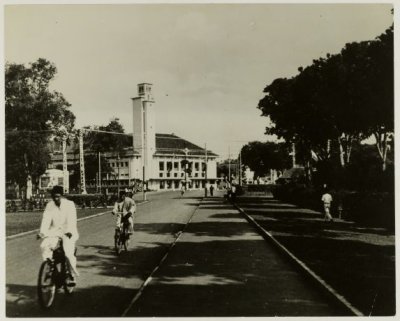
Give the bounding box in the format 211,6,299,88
6,208,110,237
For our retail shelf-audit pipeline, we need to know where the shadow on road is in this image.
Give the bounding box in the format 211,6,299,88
235,196,395,316
6,284,135,317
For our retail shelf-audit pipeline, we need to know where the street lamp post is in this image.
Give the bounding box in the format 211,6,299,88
117,154,120,195
204,143,208,197
184,148,189,191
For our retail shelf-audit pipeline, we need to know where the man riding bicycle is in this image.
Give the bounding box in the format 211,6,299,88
112,190,136,236
38,185,79,283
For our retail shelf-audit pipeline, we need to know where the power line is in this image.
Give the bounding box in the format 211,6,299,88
6,128,200,141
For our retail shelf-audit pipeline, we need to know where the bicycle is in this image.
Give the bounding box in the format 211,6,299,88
114,217,131,255
37,236,76,309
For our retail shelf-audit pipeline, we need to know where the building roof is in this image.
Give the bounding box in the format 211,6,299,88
155,133,218,157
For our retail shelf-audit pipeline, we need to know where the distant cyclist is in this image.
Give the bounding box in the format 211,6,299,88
38,185,79,283
112,191,136,236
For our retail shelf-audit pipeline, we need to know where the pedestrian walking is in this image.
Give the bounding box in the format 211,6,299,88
321,189,333,222
210,184,214,196
231,184,237,203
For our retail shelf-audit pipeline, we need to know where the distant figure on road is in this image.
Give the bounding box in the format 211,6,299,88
112,191,136,235
231,184,237,202
180,185,185,197
321,189,333,222
39,185,79,283
210,184,214,196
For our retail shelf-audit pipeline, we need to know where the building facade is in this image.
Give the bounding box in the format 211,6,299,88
50,84,218,192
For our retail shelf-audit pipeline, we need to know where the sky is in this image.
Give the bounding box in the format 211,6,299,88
4,3,393,158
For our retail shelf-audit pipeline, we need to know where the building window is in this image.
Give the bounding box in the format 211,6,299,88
166,162,172,172
159,162,164,171
181,173,184,177
174,173,178,177
125,162,128,167
174,162,179,170
195,162,199,171
202,172,205,177
160,181,165,189
159,173,163,178
167,172,170,177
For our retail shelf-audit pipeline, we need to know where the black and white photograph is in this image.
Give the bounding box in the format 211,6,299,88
3,1,396,318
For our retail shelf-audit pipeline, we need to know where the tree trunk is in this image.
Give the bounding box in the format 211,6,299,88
338,137,345,167
338,135,353,167
382,160,387,172
374,131,389,172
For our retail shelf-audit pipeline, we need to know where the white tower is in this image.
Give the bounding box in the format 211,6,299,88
132,83,156,182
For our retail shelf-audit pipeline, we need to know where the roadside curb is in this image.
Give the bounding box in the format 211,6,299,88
6,200,150,241
233,203,364,317
121,197,204,316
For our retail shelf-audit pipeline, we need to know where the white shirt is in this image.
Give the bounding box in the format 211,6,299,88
321,193,333,204
40,198,79,239
113,197,136,217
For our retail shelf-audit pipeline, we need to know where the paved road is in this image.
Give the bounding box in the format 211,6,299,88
6,190,203,317
7,191,348,317
126,195,346,317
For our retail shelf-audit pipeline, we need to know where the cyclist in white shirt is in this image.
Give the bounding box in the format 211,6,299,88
112,191,136,235
38,185,79,282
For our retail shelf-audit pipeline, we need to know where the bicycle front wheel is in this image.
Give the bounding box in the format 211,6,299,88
114,230,123,255
37,261,56,309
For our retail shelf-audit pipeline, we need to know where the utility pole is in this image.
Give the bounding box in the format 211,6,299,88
204,143,208,197
79,129,87,194
62,135,69,194
131,130,136,193
228,146,231,184
184,148,189,191
291,142,296,169
117,154,120,195
98,151,101,194
239,151,242,186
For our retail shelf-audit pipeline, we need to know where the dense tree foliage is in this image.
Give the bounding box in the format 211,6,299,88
258,26,393,171
5,58,75,190
83,117,130,156
240,142,291,177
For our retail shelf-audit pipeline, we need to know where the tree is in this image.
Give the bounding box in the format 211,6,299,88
240,142,291,178
69,154,113,191
84,117,130,156
5,58,75,194
217,160,238,179
362,26,394,171
258,25,394,171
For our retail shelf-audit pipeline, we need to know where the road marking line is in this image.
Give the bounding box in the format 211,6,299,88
121,199,203,317
6,200,149,240
235,204,364,317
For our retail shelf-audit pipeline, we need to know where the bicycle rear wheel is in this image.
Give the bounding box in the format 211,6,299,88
63,264,75,294
123,234,130,252
37,260,56,309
